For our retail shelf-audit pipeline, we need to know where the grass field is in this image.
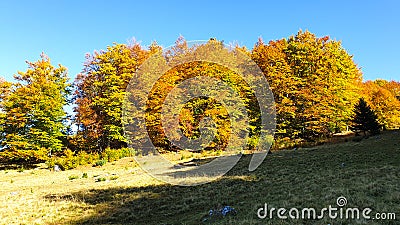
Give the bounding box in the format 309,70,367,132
1,131,399,225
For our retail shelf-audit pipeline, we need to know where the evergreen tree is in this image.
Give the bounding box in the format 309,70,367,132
351,98,381,136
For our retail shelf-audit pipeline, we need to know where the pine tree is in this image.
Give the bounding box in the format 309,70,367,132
351,98,381,136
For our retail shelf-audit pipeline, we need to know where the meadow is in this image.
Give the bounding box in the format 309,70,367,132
1,130,399,225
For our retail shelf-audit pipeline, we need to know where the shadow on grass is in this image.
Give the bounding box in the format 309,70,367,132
45,132,400,225
46,155,260,225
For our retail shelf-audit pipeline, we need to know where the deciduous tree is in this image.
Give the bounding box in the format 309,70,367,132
0,54,70,162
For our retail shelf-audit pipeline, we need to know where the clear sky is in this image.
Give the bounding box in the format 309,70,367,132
0,0,399,82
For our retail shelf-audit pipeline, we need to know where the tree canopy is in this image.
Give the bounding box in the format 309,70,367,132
0,54,70,162
1,30,399,161
251,30,363,140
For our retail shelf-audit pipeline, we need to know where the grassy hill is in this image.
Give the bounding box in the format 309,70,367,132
0,131,399,225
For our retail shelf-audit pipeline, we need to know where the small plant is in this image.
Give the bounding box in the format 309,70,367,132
68,175,79,180
96,177,107,182
10,179,14,184
82,173,88,179
95,159,107,167
110,176,119,180
17,166,25,173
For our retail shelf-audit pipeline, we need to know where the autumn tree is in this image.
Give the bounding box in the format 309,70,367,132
361,80,400,129
74,42,149,152
0,54,70,162
251,38,297,138
0,77,11,148
252,30,362,140
351,98,381,135
123,37,276,155
382,80,400,100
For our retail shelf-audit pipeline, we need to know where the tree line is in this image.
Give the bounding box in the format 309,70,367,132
1,30,399,163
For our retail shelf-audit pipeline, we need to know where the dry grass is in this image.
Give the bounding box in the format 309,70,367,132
0,131,399,224
0,158,160,225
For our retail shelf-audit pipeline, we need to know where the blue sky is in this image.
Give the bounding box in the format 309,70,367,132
0,0,399,82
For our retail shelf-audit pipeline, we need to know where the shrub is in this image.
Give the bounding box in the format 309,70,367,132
95,159,107,167
104,148,120,162
0,148,49,163
82,173,88,179
61,149,79,170
96,177,106,182
102,148,135,162
77,151,100,165
68,175,79,180
46,149,101,170
45,149,79,170
110,176,119,180
120,148,135,158
45,148,134,171
17,166,25,173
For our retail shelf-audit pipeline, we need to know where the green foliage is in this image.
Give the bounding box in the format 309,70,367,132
74,43,149,151
45,147,134,171
0,148,49,163
82,173,88,179
46,149,100,170
351,98,381,135
0,32,398,160
104,148,120,162
109,175,119,180
0,54,70,162
94,159,107,167
101,147,135,162
17,166,25,173
95,177,107,182
68,175,79,180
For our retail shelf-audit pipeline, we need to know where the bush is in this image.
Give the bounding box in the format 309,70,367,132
76,151,98,166
46,149,103,170
95,159,107,167
110,176,119,180
68,175,79,180
45,148,134,171
104,148,120,162
17,166,25,173
102,148,135,162
96,177,106,182
120,148,135,158
0,148,49,163
82,173,88,179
